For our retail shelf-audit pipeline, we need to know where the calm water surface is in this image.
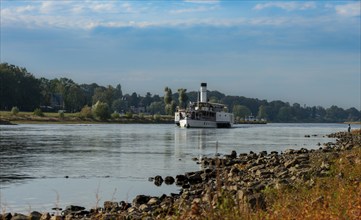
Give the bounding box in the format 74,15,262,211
0,123,350,213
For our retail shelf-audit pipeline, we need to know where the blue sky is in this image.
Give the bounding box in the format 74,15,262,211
1,1,360,108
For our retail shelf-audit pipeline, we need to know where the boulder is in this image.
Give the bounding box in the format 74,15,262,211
65,205,85,212
164,176,175,185
29,211,42,220
2,213,12,220
154,175,163,186
104,201,118,211
10,213,28,220
40,213,51,220
176,174,188,186
119,201,131,211
132,195,150,207
147,197,159,206
187,172,202,185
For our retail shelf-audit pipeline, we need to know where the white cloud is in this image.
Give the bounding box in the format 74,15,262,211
39,1,72,14
170,5,218,14
184,0,219,4
0,1,356,30
88,2,115,13
335,2,360,17
15,5,36,13
254,2,316,11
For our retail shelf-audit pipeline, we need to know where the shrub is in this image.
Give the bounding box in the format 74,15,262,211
33,108,44,117
11,106,19,115
111,112,120,119
153,114,161,121
58,111,65,119
79,105,93,119
92,101,110,120
125,112,133,119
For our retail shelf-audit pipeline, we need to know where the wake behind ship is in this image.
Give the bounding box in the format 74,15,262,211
175,83,234,128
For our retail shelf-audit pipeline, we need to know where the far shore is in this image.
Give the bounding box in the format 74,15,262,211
0,111,174,125
1,111,360,125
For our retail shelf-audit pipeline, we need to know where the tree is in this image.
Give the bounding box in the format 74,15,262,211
148,101,165,114
128,92,139,108
92,101,110,120
165,101,176,115
257,105,268,120
164,87,174,115
233,105,251,120
65,84,85,112
164,87,172,105
277,106,293,122
0,63,42,111
115,84,123,99
111,99,128,113
345,107,361,122
325,105,347,122
178,88,188,109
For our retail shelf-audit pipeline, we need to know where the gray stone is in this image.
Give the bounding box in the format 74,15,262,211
132,195,150,207
29,211,42,220
104,201,118,211
154,175,163,186
147,197,159,206
10,213,28,220
164,176,175,185
40,213,51,220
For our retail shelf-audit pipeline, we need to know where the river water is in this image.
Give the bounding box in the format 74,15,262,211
0,123,350,213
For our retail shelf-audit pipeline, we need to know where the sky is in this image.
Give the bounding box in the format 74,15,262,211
1,0,360,109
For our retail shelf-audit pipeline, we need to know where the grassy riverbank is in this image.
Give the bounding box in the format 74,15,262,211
0,111,174,124
181,129,361,220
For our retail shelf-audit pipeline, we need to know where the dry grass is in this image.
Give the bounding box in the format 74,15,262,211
259,148,361,219
174,130,361,220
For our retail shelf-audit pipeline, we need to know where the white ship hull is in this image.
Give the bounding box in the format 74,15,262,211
179,118,232,128
179,118,217,128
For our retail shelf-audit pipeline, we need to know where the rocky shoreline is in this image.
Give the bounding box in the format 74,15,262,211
1,130,360,220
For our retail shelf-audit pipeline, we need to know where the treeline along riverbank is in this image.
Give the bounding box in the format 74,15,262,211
1,63,360,123
2,129,360,219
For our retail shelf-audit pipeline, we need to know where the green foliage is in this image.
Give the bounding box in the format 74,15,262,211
178,88,188,109
233,105,251,119
0,63,42,111
277,106,293,121
111,99,127,113
148,101,164,115
33,108,44,117
11,106,19,115
111,112,120,119
257,105,268,120
58,111,65,119
165,101,176,116
92,101,110,120
79,105,93,119
125,112,133,119
153,114,161,121
164,87,172,105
